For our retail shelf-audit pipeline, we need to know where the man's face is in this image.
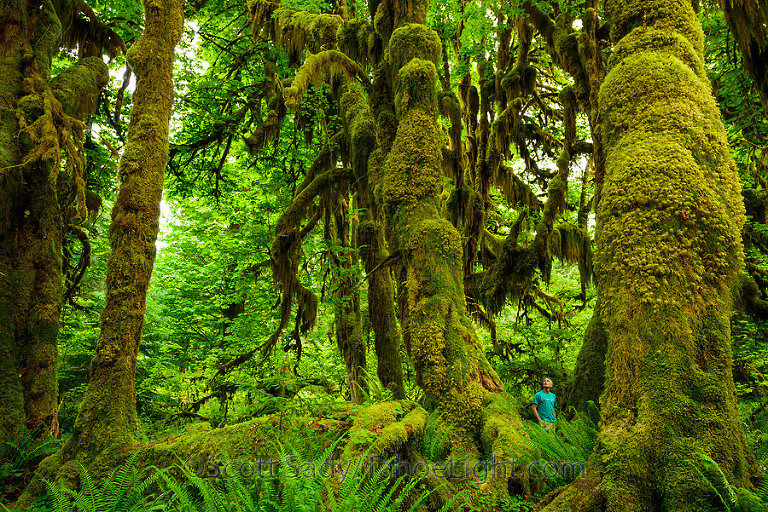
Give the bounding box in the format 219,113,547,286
543,378,553,389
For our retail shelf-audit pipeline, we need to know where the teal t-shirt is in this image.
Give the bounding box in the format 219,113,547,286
533,390,557,423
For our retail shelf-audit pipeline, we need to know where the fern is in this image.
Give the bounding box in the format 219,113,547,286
41,453,168,512
518,406,597,485
416,412,451,461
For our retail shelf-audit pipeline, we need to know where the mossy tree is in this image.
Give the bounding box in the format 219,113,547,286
540,0,755,510
14,0,183,504
0,0,117,448
243,0,609,432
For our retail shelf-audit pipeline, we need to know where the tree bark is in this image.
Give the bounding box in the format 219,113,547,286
0,0,107,446
543,0,754,509
62,0,183,459
373,3,504,439
16,0,182,502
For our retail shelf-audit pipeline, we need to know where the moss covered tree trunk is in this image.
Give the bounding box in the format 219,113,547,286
369,2,503,438
60,0,183,460
16,2,182,502
0,0,107,446
342,84,406,400
543,0,753,510
564,296,607,410
332,196,367,403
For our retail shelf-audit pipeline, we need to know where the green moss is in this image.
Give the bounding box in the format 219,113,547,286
571,0,754,508
342,401,427,461
388,23,441,73
566,296,607,410
609,27,704,77
604,0,704,52
394,58,438,116
337,17,374,68
340,86,375,155
50,57,110,120
271,9,343,63
479,394,537,498
372,0,429,42
382,108,441,209
283,50,365,109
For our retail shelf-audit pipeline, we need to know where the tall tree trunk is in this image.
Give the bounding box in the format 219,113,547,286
15,3,182,505
543,0,753,509
0,0,107,446
372,2,503,437
358,218,406,399
341,85,406,400
63,0,183,459
332,196,367,403
563,295,606,410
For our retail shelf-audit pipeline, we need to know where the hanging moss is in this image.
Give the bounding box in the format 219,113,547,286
273,9,344,61
337,17,374,69
247,0,280,36
283,50,367,109
721,0,768,109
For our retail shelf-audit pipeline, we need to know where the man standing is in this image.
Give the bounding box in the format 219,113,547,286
532,377,557,428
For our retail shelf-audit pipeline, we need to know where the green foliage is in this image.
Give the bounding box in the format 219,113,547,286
0,428,61,503
519,406,597,486
6,435,466,512
415,412,452,461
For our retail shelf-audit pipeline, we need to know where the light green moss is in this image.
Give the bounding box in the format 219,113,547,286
609,27,704,78
604,0,704,51
394,58,438,116
568,0,754,509
50,57,110,120
479,394,537,499
283,50,365,109
388,23,441,73
382,109,441,209
342,401,427,461
271,9,343,61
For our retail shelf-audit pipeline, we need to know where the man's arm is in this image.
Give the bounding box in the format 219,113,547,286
531,402,546,426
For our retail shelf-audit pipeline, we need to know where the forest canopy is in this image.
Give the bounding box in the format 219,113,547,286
1,0,768,510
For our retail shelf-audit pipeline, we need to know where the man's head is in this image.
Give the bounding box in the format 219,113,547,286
542,377,553,390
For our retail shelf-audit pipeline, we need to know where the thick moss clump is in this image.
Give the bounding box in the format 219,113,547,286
342,401,428,462
50,57,109,119
542,0,752,510
603,0,704,53
382,109,442,209
378,19,504,446
388,23,441,73
394,59,439,116
480,394,538,499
